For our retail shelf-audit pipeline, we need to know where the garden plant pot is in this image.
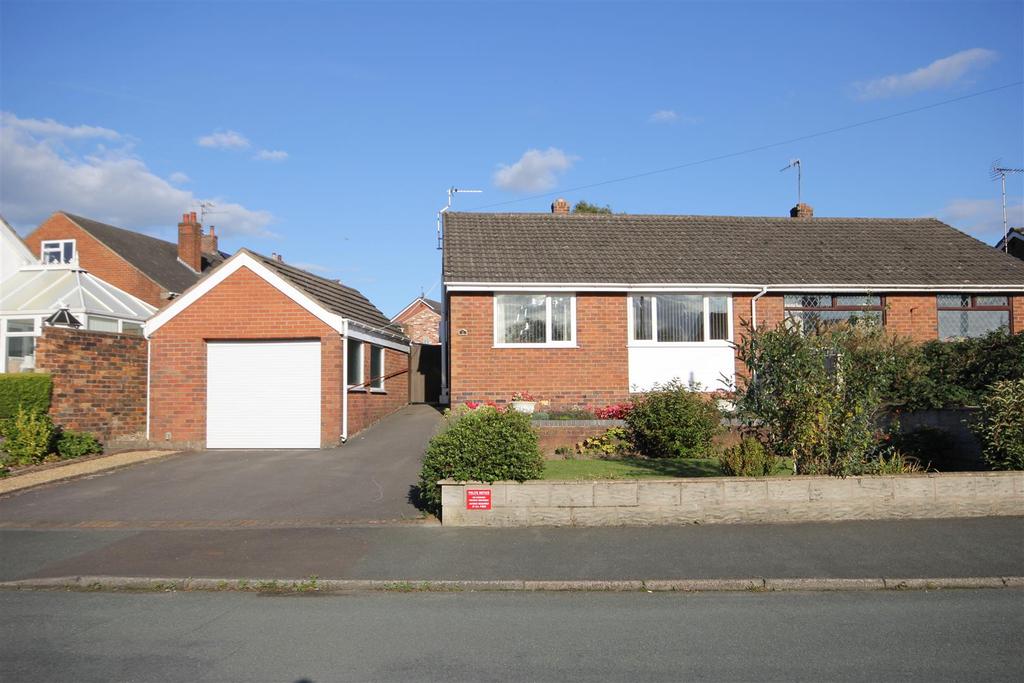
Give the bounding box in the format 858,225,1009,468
511,400,536,414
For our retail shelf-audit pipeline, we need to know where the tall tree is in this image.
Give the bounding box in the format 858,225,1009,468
572,201,613,214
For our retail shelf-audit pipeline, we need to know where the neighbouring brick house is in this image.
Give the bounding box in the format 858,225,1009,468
145,249,409,449
392,296,441,344
996,227,1024,261
441,199,1024,410
23,210,224,308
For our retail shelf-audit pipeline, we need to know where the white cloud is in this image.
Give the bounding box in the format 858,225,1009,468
0,111,121,140
0,112,273,238
197,129,251,150
169,171,190,184
853,48,997,100
493,148,576,192
254,149,288,162
649,110,678,123
940,197,1024,241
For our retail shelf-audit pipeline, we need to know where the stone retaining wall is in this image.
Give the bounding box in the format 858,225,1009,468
440,472,1024,527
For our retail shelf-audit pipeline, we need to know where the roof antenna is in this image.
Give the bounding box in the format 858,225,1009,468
193,201,218,223
779,159,802,205
436,187,482,251
990,160,1023,253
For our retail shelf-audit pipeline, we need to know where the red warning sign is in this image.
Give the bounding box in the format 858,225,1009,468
466,489,492,510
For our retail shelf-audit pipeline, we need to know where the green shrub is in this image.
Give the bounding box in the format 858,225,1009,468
0,373,52,419
56,430,103,459
0,406,56,467
625,379,721,458
719,436,778,476
734,320,906,476
417,406,544,514
971,379,1024,470
862,449,923,475
575,427,630,456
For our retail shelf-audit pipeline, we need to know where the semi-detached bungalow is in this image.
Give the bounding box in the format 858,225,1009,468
441,199,1024,409
144,249,410,449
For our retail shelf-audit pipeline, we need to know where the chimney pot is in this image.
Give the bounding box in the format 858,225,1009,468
551,197,570,214
790,203,814,218
177,211,202,272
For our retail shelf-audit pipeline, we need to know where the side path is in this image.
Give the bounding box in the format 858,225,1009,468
2,517,1022,583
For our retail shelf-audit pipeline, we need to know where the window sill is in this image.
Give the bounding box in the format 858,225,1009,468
347,387,367,393
370,388,386,394
628,341,733,348
492,343,578,349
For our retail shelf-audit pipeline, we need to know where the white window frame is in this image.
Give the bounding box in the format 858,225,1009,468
346,339,364,389
370,345,385,392
41,239,76,265
627,293,733,347
1,316,41,373
492,293,577,348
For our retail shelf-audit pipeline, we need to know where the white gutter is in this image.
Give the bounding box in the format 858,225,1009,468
341,318,349,443
445,282,1024,293
751,287,770,330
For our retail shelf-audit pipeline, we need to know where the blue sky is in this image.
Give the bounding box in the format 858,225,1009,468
2,0,1022,316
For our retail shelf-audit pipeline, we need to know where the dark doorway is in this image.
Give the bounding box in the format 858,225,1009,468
409,343,441,404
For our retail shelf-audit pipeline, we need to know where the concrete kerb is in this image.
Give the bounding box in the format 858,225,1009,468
1,575,1021,595
0,450,180,497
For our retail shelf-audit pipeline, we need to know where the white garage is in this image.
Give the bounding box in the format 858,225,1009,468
206,340,321,449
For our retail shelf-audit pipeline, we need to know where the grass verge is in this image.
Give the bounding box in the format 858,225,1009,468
541,456,794,480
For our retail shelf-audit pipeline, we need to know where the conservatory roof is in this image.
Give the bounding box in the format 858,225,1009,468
0,266,156,320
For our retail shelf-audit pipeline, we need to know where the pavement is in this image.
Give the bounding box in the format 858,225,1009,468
2,589,1021,682
0,404,443,526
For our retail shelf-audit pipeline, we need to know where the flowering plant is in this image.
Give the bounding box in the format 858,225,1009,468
511,391,535,402
593,402,632,420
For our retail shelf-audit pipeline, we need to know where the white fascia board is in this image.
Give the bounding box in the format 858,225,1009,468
345,323,411,353
391,298,423,321
445,281,1024,293
144,252,345,338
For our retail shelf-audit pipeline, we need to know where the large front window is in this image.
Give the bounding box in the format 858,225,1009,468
938,294,1010,340
494,294,575,346
630,294,730,343
784,294,883,333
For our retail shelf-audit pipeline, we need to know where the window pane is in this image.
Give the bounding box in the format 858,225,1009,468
496,294,546,344
370,347,384,389
708,296,729,340
87,317,118,332
63,242,74,262
633,296,653,341
550,296,572,342
6,319,34,333
347,341,363,385
939,310,1009,340
975,295,1008,307
786,309,882,335
657,295,703,342
784,294,832,308
937,294,969,308
121,322,144,336
835,295,881,307
6,336,34,357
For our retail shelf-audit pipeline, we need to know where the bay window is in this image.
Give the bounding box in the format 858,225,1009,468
938,294,1010,340
495,294,575,346
629,294,731,343
784,294,883,333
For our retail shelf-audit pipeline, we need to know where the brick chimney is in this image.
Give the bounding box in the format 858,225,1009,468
790,203,814,218
200,225,218,256
551,197,570,214
177,211,202,272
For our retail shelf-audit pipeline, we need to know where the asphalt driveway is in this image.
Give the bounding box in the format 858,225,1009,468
0,404,443,527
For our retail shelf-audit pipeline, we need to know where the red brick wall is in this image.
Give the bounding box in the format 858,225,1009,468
346,346,409,435
1013,296,1024,333
886,295,939,341
394,301,440,344
149,266,344,448
24,213,169,308
448,292,629,410
34,327,147,442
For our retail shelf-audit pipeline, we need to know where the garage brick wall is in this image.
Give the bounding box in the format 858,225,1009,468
346,346,409,436
34,326,147,442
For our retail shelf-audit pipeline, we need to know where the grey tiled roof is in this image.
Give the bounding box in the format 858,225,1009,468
443,212,1024,287
63,212,222,294
249,250,406,337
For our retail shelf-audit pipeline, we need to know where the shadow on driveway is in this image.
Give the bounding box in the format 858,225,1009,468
0,405,443,527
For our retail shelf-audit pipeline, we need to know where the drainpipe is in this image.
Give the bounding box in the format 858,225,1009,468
145,338,151,442
341,319,349,443
751,287,769,330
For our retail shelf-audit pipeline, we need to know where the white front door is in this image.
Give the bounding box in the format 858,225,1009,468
206,341,321,448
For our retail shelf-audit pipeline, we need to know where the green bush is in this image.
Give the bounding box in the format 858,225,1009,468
971,379,1024,470
418,406,544,515
625,379,721,458
734,320,906,476
575,427,630,456
56,430,103,459
0,373,52,419
0,406,56,467
719,437,778,476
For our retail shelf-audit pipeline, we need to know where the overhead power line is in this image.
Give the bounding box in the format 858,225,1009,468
467,81,1023,211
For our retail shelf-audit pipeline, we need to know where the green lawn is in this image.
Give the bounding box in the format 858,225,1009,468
541,457,794,480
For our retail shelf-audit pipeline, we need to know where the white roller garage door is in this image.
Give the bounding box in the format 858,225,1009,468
207,341,321,448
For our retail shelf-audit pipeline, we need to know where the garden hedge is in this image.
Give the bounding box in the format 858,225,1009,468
0,373,52,419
